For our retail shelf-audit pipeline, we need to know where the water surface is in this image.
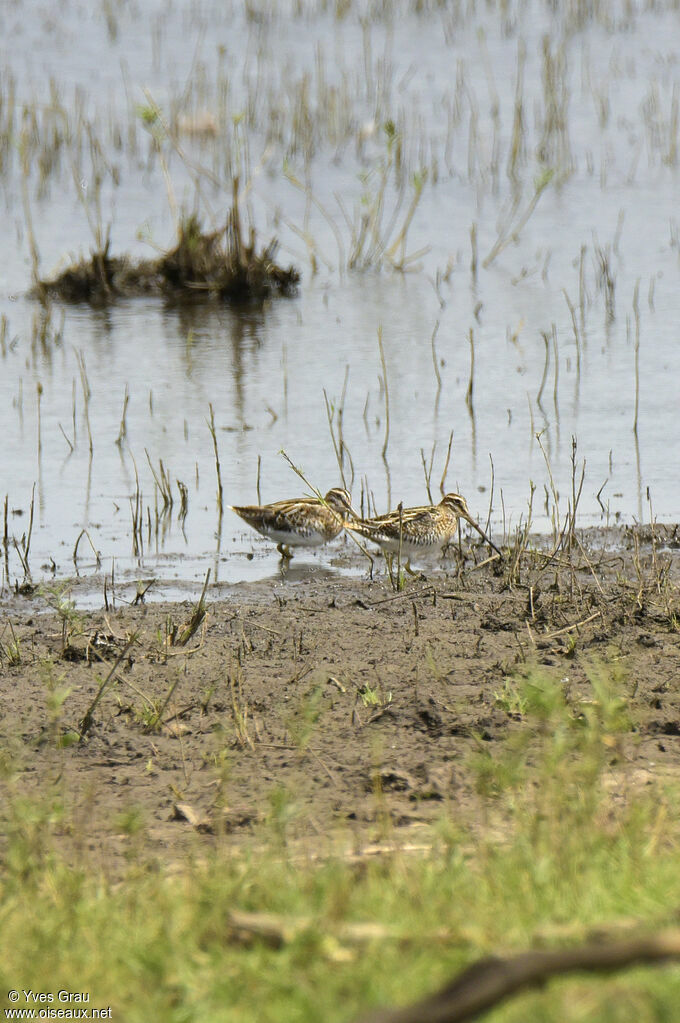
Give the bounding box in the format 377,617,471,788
1,0,679,596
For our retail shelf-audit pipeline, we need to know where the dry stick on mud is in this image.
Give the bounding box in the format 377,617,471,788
175,569,210,647
79,634,138,740
142,679,180,734
358,931,680,1023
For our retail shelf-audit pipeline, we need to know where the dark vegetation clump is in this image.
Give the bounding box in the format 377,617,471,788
37,193,299,305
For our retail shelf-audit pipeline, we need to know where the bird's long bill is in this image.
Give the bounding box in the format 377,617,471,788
464,514,503,558
321,491,360,521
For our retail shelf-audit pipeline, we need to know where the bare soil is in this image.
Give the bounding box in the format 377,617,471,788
2,526,680,874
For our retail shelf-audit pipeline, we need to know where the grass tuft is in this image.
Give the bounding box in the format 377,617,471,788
37,191,299,306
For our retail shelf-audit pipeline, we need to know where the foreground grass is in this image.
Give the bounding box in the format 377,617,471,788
2,668,680,1022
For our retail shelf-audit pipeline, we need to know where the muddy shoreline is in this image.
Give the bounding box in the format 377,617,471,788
1,524,679,874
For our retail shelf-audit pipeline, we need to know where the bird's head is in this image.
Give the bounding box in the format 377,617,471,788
440,492,502,557
324,487,358,519
440,493,472,521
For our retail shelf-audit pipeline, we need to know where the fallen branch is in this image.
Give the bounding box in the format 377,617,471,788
358,930,680,1023
225,909,462,950
542,609,602,640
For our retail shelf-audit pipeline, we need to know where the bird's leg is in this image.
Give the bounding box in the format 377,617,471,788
277,542,293,560
441,540,464,567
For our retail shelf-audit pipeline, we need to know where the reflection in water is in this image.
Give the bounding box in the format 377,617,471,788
228,308,266,425
91,304,116,349
36,380,45,518
82,453,93,530
465,328,477,475
634,428,643,524
551,325,560,450
168,300,267,427
269,561,351,586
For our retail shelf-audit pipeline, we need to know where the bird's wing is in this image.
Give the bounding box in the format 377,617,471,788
360,505,432,530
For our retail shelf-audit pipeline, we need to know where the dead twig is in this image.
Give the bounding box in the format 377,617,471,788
226,909,460,950
359,930,680,1023
79,634,138,740
541,610,602,640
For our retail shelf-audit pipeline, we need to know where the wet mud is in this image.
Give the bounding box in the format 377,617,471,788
1,526,679,873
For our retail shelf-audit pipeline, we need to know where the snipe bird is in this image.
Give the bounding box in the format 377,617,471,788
345,492,502,571
229,487,355,560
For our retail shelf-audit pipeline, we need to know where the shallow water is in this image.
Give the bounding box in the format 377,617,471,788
1,0,679,596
